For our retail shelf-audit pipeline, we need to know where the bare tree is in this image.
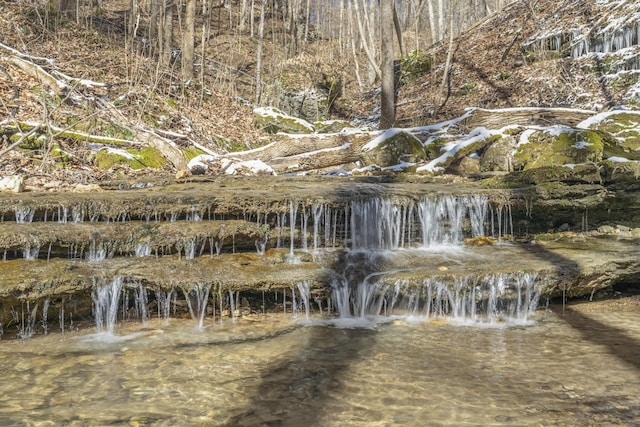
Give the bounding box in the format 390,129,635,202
380,0,396,129
182,0,196,79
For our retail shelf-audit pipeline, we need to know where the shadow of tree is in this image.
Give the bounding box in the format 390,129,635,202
522,239,640,371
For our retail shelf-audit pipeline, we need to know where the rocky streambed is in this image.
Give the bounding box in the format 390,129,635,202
1,175,639,337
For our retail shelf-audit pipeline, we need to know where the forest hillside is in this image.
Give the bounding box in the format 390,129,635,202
0,0,638,189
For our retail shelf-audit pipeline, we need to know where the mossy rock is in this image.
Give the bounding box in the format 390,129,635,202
442,133,501,174
480,135,517,172
482,163,602,188
94,147,167,170
514,128,604,170
581,112,640,155
600,160,640,184
12,132,47,150
51,144,72,165
360,131,426,167
253,107,315,134
313,120,351,134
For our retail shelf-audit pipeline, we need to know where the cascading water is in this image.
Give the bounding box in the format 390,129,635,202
92,278,123,334
183,283,211,329
330,194,541,324
331,272,541,325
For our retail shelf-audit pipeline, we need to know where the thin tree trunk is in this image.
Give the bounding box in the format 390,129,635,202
182,0,196,79
255,0,266,104
434,0,455,116
380,0,395,129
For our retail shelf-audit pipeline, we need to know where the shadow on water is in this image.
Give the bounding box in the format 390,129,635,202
522,240,640,371
225,193,386,426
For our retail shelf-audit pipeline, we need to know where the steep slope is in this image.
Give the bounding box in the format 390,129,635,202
397,0,640,125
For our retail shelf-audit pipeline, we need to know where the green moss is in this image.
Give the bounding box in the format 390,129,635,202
181,147,206,161
51,144,71,165
95,147,167,170
588,113,640,153
514,129,603,170
400,50,432,84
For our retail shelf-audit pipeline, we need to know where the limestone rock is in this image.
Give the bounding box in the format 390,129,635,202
480,135,517,172
360,130,426,167
0,175,25,193
73,183,103,193
253,107,315,134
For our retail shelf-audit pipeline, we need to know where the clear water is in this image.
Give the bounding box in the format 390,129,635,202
1,300,639,426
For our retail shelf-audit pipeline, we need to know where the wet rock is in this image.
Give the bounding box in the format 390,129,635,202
0,175,25,193
597,225,615,234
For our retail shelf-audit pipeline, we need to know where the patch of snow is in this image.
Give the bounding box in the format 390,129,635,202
577,109,640,129
608,156,631,162
103,147,135,160
188,154,217,171
416,127,493,173
572,140,592,149
363,128,409,151
382,161,415,172
545,125,576,137
253,106,315,133
224,159,276,176
468,152,481,160
563,163,576,169
321,169,352,176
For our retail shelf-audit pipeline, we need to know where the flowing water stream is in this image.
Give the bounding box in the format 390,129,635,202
1,183,639,425
0,300,639,426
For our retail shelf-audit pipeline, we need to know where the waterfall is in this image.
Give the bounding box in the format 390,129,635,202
92,278,123,334
348,195,488,250
15,206,35,224
330,272,541,325
182,283,211,329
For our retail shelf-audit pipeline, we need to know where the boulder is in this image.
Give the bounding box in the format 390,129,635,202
0,175,25,193
313,120,352,134
513,128,604,170
253,107,315,134
578,111,640,156
480,134,517,172
360,130,426,167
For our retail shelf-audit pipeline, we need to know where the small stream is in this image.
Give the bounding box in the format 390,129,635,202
0,300,639,426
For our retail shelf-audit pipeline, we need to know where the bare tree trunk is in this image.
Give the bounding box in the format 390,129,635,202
255,0,266,104
380,0,395,129
150,0,161,48
434,0,455,116
239,0,248,31
426,0,438,45
182,0,196,79
353,0,381,80
160,0,174,67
